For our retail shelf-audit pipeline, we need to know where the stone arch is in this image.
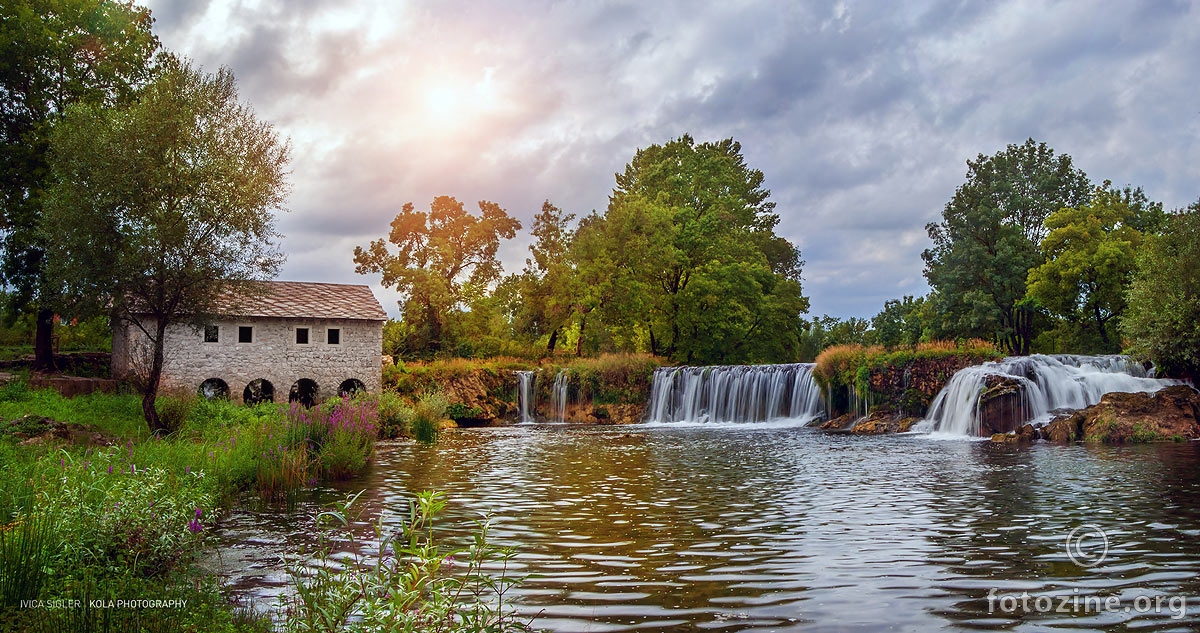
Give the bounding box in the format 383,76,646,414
198,378,230,400
338,378,366,397
243,379,275,405
289,378,319,408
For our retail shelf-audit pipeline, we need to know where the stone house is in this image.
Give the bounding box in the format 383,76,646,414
112,281,386,405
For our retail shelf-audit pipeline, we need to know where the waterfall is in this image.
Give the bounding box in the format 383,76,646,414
550,369,569,423
516,371,535,423
645,363,826,424
921,354,1184,436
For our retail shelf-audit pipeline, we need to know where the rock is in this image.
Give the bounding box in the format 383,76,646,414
978,376,1026,436
820,413,858,433
592,404,645,425
848,411,922,435
1016,423,1040,442
991,433,1018,443
7,416,117,447
1044,413,1083,442
1078,385,1200,443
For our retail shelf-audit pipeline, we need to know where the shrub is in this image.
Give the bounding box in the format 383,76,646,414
373,390,413,439
157,395,196,434
411,392,448,445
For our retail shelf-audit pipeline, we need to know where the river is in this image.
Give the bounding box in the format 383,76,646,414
213,423,1200,631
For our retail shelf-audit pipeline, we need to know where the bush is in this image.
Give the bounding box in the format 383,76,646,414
411,392,448,445
157,395,196,433
373,390,413,439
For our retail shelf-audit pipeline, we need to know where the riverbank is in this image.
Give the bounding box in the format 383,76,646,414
0,387,379,632
384,353,666,424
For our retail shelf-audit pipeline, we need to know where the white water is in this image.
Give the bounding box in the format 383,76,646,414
516,370,535,423
919,354,1184,437
550,369,569,423
646,363,826,424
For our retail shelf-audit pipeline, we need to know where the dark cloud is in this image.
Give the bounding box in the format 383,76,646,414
143,0,1200,320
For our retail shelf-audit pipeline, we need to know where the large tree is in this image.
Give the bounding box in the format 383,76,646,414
43,57,290,432
606,135,808,364
0,0,159,369
507,200,577,354
354,196,521,357
1025,183,1161,353
1121,202,1200,381
922,139,1091,355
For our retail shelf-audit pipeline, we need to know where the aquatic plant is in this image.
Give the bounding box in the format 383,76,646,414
281,491,534,633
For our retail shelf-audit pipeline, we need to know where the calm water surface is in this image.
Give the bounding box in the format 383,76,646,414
212,425,1200,631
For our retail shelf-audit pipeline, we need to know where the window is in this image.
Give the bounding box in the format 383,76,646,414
204,325,219,343
327,328,341,345
238,326,253,343
295,327,309,344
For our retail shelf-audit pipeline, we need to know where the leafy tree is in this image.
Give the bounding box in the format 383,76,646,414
0,0,159,369
43,57,290,433
1122,202,1200,380
796,315,873,361
923,139,1090,355
871,295,926,348
354,196,521,357
607,135,808,363
1026,183,1160,353
509,200,577,354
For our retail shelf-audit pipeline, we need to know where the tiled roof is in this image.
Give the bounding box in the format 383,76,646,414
216,281,387,321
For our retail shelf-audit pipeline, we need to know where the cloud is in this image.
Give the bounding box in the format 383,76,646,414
144,0,1200,320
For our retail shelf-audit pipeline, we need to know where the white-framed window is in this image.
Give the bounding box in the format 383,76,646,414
203,325,219,343
238,325,254,344
327,327,341,345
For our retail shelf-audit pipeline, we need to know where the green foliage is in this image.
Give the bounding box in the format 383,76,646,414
412,392,448,445
354,196,521,357
0,0,159,368
923,138,1091,355
557,353,663,405
44,56,290,433
371,390,414,439
870,296,927,348
1026,183,1159,353
280,490,533,633
1122,202,1200,380
445,402,483,420
156,395,196,434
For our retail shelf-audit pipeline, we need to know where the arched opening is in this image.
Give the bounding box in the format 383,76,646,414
243,379,275,405
198,378,230,400
289,378,319,408
338,378,366,397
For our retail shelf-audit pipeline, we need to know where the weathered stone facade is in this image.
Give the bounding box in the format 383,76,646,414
112,282,385,403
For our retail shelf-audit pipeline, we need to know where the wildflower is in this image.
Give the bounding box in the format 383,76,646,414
185,466,191,474
107,464,113,475
130,464,136,474
187,518,203,534
59,458,65,468
195,507,203,519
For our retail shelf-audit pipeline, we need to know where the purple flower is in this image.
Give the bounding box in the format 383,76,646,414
130,464,136,474
187,519,203,534
59,458,64,468
195,508,203,519
107,464,113,475
185,466,191,474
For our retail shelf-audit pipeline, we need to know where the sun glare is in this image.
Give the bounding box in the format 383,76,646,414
421,68,500,131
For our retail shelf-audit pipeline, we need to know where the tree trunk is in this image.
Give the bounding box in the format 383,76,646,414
141,319,168,435
33,309,56,371
546,327,559,355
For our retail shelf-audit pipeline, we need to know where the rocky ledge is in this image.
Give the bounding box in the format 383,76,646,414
819,411,921,435
990,385,1200,444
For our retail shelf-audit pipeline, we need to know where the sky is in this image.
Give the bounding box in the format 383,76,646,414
142,0,1200,320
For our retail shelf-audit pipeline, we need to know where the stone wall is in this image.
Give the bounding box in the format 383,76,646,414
114,317,383,402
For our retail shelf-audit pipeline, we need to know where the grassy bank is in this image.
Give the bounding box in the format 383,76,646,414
0,387,381,632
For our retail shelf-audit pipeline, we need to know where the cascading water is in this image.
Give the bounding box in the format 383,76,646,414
645,363,826,424
550,369,569,423
920,354,1185,437
516,371,535,423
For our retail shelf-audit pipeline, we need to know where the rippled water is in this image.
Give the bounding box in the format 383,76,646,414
211,425,1200,631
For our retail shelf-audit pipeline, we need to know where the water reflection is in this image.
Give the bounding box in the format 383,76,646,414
210,427,1200,631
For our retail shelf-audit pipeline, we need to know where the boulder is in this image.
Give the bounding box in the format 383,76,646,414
1078,385,1200,443
850,411,921,435
978,376,1026,436
819,413,858,433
